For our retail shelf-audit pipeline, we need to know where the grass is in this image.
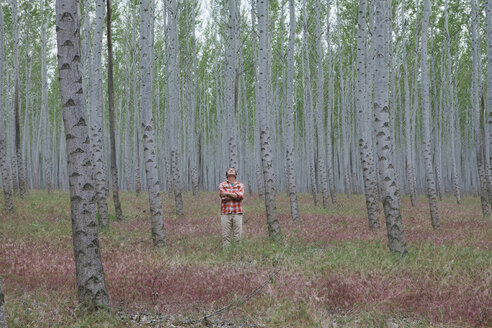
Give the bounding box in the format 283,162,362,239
0,190,491,327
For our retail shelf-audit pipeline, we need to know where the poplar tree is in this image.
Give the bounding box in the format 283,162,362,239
11,0,26,198
141,0,167,246
357,0,380,229
373,0,407,254
55,0,109,308
0,276,6,328
285,0,300,221
421,0,440,229
257,0,282,242
0,6,13,212
106,0,123,220
89,0,110,227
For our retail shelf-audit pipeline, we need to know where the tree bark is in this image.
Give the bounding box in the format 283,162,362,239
284,0,300,221
41,0,52,194
325,0,336,204
357,0,380,230
106,0,123,221
444,0,461,205
471,0,490,218
226,0,239,170
55,0,109,307
89,0,109,227
257,0,282,242
11,0,26,199
315,0,330,208
486,0,492,202
421,0,440,229
303,3,318,206
0,276,6,328
141,0,167,246
373,0,407,254
0,7,13,212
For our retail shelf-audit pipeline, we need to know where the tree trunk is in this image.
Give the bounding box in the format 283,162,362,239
471,0,490,218
486,0,492,202
444,0,461,204
373,0,407,254
0,7,13,212
357,0,380,230
284,0,300,221
315,0,330,208
55,0,109,307
257,0,282,242
106,0,123,221
421,0,440,229
303,3,318,206
0,276,6,328
326,0,336,204
167,0,184,216
89,0,109,227
11,0,26,199
226,0,239,170
140,0,167,246
41,0,52,194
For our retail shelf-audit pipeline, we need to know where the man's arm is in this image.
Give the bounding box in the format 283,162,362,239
219,183,233,200
225,184,244,201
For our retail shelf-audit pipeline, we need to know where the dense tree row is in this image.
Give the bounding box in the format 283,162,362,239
1,0,492,310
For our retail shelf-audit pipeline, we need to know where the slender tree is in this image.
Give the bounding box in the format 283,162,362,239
357,0,380,229
89,0,110,227
471,0,490,218
325,0,336,204
421,0,440,229
257,0,282,242
444,0,461,205
486,0,492,200
41,0,52,194
55,0,109,307
0,276,6,328
284,0,300,221
11,0,26,198
0,7,13,212
373,0,407,254
106,0,123,220
141,0,167,246
226,0,239,170
315,0,330,208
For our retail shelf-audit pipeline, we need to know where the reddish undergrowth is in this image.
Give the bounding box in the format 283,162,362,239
1,192,491,326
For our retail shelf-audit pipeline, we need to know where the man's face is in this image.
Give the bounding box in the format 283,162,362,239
227,168,236,179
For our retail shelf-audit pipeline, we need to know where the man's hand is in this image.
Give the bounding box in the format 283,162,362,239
220,191,238,200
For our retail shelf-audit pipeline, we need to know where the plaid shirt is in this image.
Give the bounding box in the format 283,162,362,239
219,181,245,214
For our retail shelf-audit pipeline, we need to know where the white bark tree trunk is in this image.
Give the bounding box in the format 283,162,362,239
326,0,336,204
421,0,440,229
373,0,407,254
284,0,300,221
89,0,109,227
0,276,6,328
11,0,26,199
140,0,167,246
226,0,239,171
357,0,380,229
471,0,490,218
315,0,330,208
0,7,12,212
444,0,461,205
257,0,282,242
55,0,109,307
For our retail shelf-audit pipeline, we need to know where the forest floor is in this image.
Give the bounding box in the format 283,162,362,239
0,191,491,327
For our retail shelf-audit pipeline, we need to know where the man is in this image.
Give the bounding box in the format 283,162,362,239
219,168,245,246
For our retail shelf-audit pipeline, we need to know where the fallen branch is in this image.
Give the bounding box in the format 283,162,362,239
201,266,280,323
